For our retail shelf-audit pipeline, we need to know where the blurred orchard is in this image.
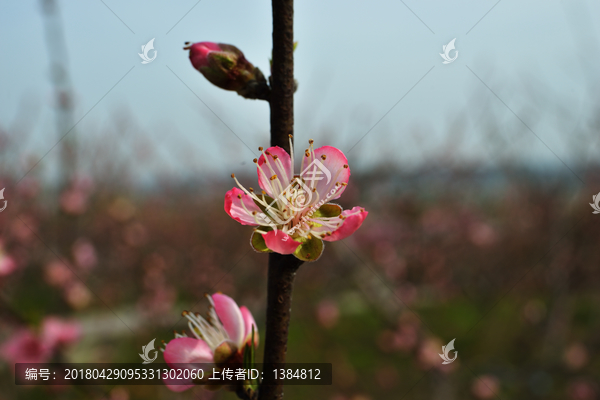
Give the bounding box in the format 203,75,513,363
1,116,599,399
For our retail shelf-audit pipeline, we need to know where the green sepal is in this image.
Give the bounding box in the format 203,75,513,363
293,235,324,262
242,326,259,394
213,341,236,364
250,231,272,253
312,203,342,218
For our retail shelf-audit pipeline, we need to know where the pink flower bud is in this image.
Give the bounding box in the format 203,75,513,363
185,42,269,100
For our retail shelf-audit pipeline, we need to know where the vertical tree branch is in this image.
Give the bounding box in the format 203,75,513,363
259,254,302,399
269,0,295,151
258,1,299,399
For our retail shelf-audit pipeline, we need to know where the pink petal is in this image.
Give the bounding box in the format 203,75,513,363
163,376,195,392
257,146,293,198
224,188,262,226
212,293,245,348
163,337,214,366
189,42,222,69
162,337,214,392
240,306,259,347
322,206,368,242
262,231,302,255
300,146,350,201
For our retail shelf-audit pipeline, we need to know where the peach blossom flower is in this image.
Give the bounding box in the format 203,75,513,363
162,293,258,392
226,137,368,261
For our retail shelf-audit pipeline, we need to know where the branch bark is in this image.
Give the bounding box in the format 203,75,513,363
258,1,299,399
269,0,294,151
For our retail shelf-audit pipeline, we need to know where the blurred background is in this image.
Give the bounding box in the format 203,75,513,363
1,0,599,399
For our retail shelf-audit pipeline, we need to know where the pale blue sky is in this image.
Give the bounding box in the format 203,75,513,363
1,0,599,183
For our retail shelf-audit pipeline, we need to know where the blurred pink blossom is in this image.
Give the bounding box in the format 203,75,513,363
44,260,73,288
316,299,340,329
60,189,88,215
0,329,50,364
469,222,498,247
0,241,17,276
72,238,98,269
0,317,80,365
567,379,597,400
394,324,418,352
60,176,94,215
64,282,92,309
41,317,81,349
11,215,37,243
563,343,588,370
417,338,456,372
522,299,547,324
471,375,500,399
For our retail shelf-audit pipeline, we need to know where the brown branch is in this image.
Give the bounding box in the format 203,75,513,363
269,0,295,151
258,1,300,399
258,254,303,399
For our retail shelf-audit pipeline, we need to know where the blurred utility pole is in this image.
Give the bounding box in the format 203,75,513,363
40,0,76,189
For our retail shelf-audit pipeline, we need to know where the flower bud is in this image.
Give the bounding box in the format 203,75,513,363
185,42,269,100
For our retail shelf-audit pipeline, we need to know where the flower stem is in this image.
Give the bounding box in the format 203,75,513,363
258,1,299,399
